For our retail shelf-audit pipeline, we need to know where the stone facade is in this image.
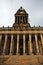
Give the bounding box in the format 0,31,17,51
0,7,43,65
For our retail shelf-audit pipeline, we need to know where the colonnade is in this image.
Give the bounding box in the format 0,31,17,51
0,34,43,55
15,16,27,24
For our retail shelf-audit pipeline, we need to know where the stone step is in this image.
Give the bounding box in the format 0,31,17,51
0,55,43,65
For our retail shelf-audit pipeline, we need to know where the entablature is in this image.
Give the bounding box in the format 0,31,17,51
0,30,43,34
0,26,43,31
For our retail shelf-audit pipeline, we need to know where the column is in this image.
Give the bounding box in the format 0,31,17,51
28,40,29,54
16,34,19,55
3,34,7,54
22,16,23,23
0,35,2,43
10,34,13,54
17,16,18,23
38,40,42,54
40,34,43,54
23,34,26,55
35,34,39,54
0,35,2,54
24,16,26,23
40,34,43,48
29,34,33,54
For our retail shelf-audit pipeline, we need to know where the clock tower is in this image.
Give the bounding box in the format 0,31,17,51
13,7,30,28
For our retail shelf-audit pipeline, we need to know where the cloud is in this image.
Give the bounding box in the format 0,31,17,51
0,0,43,27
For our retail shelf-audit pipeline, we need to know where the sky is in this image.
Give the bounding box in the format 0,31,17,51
0,0,43,27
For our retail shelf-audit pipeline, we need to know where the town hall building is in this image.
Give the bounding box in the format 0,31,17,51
0,7,43,65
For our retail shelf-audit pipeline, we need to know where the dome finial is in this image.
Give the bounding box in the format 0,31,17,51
20,6,22,9
20,6,23,10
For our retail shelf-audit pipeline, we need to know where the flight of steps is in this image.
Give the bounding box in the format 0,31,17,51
0,55,43,65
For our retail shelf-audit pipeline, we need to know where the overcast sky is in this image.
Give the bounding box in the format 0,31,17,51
0,0,43,27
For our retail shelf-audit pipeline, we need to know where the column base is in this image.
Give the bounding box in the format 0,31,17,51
36,52,40,55
16,53,19,55
3,50,6,55
9,52,13,55
23,54,26,56
29,52,33,55
2,53,6,56
23,52,26,56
